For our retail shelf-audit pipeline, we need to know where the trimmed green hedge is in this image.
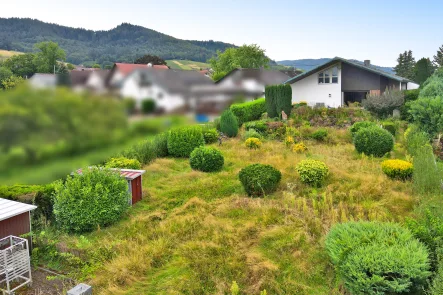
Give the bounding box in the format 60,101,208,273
152,132,169,157
190,146,224,172
230,98,266,126
53,167,130,233
239,164,281,197
354,126,394,157
265,84,292,118
325,221,430,295
167,126,205,157
105,157,142,169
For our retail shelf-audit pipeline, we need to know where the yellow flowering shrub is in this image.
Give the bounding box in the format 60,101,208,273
381,159,413,180
285,136,295,147
293,142,307,153
245,137,262,149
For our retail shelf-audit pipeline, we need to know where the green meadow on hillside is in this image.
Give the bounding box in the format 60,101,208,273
166,59,210,70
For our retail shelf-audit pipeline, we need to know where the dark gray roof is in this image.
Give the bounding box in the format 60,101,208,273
123,68,214,93
216,68,291,85
69,70,92,86
284,57,412,84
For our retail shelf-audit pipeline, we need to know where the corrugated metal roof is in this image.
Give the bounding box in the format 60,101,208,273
76,168,145,180
284,57,411,84
0,198,37,222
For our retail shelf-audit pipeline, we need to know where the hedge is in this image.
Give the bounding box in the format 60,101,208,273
167,126,205,157
230,98,266,125
265,84,292,118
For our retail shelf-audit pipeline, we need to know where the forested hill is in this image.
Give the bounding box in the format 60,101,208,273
0,18,235,66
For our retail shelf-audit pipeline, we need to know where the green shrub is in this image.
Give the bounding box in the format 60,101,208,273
381,159,413,180
295,159,329,186
33,183,56,223
325,221,431,295
167,126,205,157
404,125,430,156
141,99,156,114
189,146,224,172
213,117,221,131
105,157,142,169
230,98,266,125
265,85,292,118
220,109,239,137
413,144,441,194
152,132,169,157
244,120,268,133
409,96,443,138
242,129,263,140
429,258,443,295
362,87,404,118
124,98,136,114
53,167,130,233
354,126,394,157
121,140,156,164
381,121,397,136
400,89,420,120
202,128,219,144
349,121,377,137
238,164,281,197
310,129,328,141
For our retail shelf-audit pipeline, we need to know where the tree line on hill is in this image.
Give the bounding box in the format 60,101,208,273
393,45,443,85
0,18,234,67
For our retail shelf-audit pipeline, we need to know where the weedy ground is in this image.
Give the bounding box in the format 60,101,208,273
53,128,416,295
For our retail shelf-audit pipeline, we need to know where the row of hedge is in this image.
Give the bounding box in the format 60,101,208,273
230,98,266,126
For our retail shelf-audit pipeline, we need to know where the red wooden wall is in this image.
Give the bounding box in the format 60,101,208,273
131,176,142,205
0,212,31,238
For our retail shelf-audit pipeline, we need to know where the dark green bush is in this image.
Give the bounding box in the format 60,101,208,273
400,89,420,120
325,221,431,295
354,126,394,157
409,96,443,138
33,183,56,223
244,120,268,133
121,140,156,164
238,164,281,197
220,109,239,137
381,121,397,136
202,128,219,144
141,99,156,114
53,167,130,233
349,121,377,137
124,98,136,114
265,85,292,118
167,126,205,157
230,98,266,125
105,157,142,169
310,129,328,141
189,146,224,172
152,132,169,157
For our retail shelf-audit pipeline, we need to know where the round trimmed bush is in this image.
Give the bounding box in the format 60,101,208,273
53,167,130,233
245,137,262,149
203,128,219,144
239,164,281,197
105,157,142,169
325,221,430,295
381,159,413,180
295,159,328,186
354,126,394,157
167,126,205,157
350,121,377,137
189,146,224,172
220,109,239,137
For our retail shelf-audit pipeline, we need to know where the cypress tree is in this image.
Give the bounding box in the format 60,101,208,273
220,109,239,137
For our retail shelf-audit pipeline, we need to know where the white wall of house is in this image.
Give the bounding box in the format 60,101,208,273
290,64,342,107
86,72,106,93
407,82,420,90
120,76,185,112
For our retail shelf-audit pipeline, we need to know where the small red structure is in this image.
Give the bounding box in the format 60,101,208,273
0,199,37,238
76,168,146,205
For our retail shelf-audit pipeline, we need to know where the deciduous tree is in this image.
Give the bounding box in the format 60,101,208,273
414,58,434,85
134,54,167,65
33,41,66,73
2,53,37,78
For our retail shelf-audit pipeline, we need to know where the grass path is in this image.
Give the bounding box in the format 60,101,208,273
58,132,416,294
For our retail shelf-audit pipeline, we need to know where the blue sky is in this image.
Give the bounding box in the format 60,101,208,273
1,0,442,66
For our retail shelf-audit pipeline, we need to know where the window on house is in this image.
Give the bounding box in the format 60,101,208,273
318,66,338,84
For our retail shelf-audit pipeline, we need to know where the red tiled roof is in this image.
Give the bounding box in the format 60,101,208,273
114,63,168,76
76,168,145,180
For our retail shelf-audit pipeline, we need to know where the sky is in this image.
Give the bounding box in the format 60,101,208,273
1,0,442,66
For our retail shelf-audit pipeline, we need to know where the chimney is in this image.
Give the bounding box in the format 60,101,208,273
364,60,371,67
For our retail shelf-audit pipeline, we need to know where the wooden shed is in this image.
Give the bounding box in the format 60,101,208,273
76,168,146,205
0,198,37,239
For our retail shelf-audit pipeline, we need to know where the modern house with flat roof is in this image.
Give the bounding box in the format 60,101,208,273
284,57,419,107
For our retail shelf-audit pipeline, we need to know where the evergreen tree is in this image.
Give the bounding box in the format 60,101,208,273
414,58,434,85
394,50,416,80
433,45,443,68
